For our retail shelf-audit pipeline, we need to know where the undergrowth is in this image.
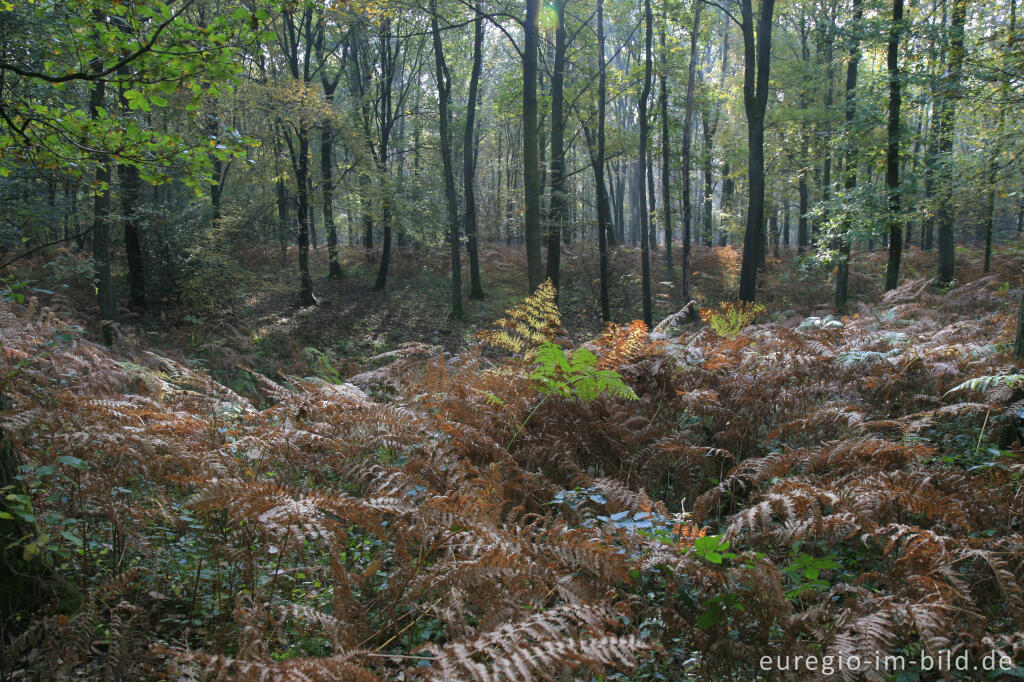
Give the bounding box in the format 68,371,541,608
0,264,1022,680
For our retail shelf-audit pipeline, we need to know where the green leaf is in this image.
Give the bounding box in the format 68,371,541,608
57,455,86,469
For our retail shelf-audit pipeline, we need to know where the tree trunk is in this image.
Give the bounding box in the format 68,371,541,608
295,124,315,306
594,0,611,321
431,0,464,317
118,73,146,313
835,0,862,310
720,160,732,246
660,18,674,277
523,0,543,290
680,3,702,301
936,0,966,285
546,0,568,289
322,124,342,279
737,0,776,302
89,73,115,343
884,0,904,291
638,0,654,325
983,109,1003,274
465,4,485,299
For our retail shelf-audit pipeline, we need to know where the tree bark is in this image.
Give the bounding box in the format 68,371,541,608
594,0,611,321
983,109,1003,274
638,0,654,325
835,0,862,309
660,16,674,277
464,4,485,299
118,70,146,312
680,3,702,301
737,0,776,302
936,0,967,285
720,160,732,246
89,44,115,343
431,0,464,317
546,0,568,289
884,0,904,291
294,124,315,306
523,0,543,290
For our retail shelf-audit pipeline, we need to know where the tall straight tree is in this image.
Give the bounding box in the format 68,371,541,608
700,20,728,248
737,0,777,302
936,0,967,284
638,0,655,325
524,0,543,290
659,12,673,279
680,2,702,302
117,66,145,312
279,4,317,307
89,19,115,343
983,109,1003,274
546,0,568,288
835,0,862,309
884,0,904,291
430,0,463,317
315,12,344,281
593,0,612,321
464,3,485,299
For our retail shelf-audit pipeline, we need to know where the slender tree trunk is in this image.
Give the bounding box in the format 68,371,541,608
923,98,937,250
737,0,776,302
465,4,485,299
274,124,290,267
546,0,568,288
89,47,115,343
638,0,654,325
594,0,611,321
295,125,315,306
524,0,543,290
836,0,862,309
701,119,713,247
374,194,392,290
322,124,342,279
983,109,1003,274
361,174,374,251
430,0,463,318
884,0,904,291
720,161,732,246
783,201,790,246
117,73,146,312
660,17,674,277
680,3,702,301
120,162,145,313
936,0,967,284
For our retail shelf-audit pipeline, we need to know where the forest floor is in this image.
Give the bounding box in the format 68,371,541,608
2,238,1023,680
19,238,1021,397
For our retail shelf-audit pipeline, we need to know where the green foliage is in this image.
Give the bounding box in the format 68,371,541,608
945,373,1024,396
304,347,342,385
530,341,637,403
698,301,766,338
3,459,86,564
689,534,737,565
0,0,267,185
783,551,841,600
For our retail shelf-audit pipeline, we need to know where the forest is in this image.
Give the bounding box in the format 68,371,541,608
1,0,1024,679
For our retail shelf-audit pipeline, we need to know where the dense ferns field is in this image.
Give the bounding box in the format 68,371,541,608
1,260,1023,680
